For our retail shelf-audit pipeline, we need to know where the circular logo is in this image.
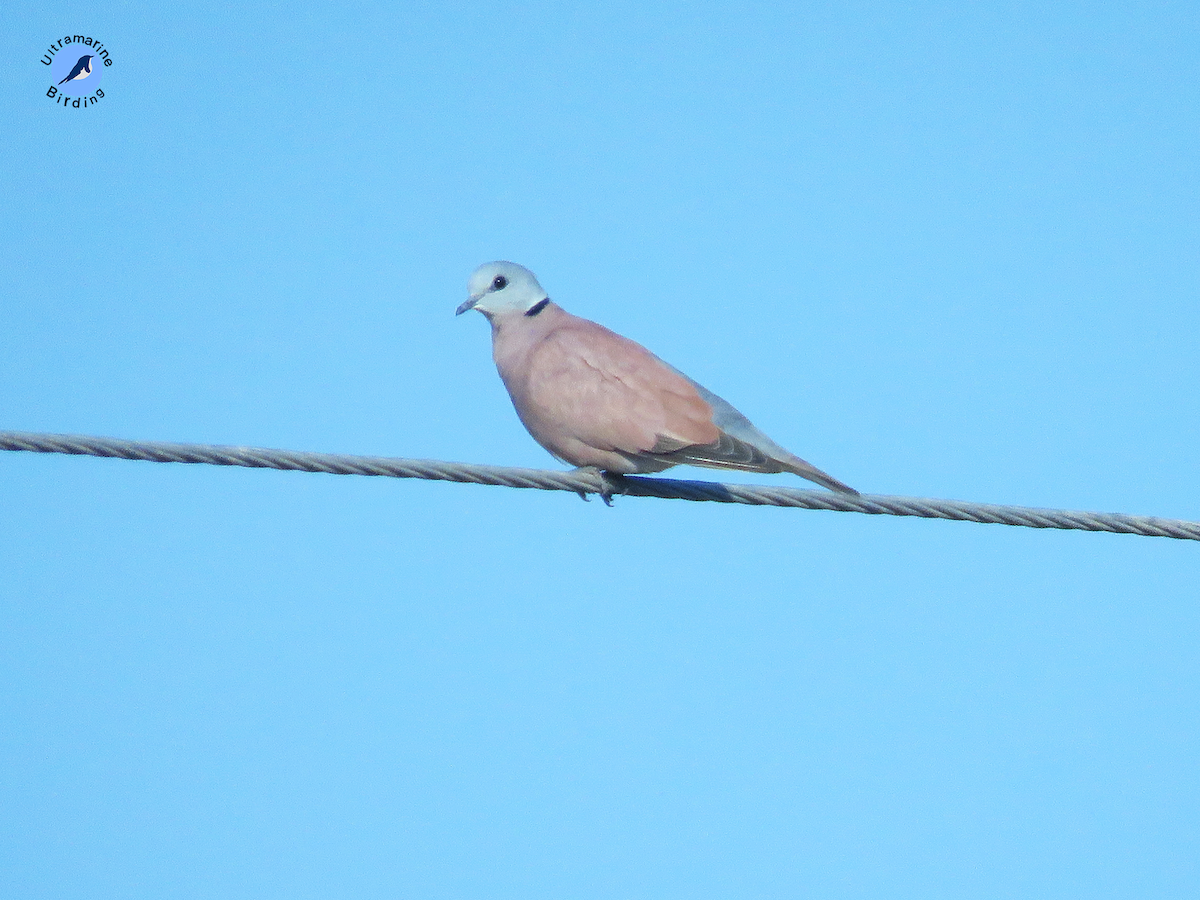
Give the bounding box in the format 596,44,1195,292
49,50,104,97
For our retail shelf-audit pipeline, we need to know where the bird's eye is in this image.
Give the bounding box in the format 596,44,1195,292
492,275,508,290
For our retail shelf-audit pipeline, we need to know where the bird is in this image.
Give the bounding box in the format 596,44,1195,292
58,55,95,85
456,261,858,494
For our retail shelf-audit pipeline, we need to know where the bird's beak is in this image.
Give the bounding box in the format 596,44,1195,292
455,295,481,316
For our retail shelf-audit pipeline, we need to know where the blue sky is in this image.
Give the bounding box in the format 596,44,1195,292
2,2,1198,897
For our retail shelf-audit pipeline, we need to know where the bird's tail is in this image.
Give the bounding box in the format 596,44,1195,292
638,432,859,494
781,456,859,495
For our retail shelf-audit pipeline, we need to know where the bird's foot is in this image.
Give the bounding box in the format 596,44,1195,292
570,466,616,506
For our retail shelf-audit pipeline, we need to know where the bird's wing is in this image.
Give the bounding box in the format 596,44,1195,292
526,319,721,456
519,315,859,493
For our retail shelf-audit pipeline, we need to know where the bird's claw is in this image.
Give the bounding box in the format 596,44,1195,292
571,467,616,506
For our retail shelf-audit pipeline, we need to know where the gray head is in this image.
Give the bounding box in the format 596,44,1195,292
456,261,549,318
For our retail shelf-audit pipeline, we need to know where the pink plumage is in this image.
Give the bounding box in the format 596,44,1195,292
458,262,857,494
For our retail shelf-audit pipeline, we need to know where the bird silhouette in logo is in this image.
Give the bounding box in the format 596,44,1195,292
58,55,95,85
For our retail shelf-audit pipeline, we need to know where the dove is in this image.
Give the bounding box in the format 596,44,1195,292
456,261,857,494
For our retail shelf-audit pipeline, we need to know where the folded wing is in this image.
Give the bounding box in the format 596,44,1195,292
524,317,857,494
525,321,720,458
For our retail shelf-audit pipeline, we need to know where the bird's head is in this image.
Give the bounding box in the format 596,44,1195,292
456,261,549,319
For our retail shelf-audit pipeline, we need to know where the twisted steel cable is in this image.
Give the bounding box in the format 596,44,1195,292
2,430,1197,542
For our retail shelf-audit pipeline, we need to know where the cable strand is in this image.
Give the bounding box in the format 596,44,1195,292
2,430,1196,542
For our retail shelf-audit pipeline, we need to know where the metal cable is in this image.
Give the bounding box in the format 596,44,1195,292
2,430,1196,542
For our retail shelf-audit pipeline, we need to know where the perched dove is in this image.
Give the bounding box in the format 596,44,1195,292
456,261,857,494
